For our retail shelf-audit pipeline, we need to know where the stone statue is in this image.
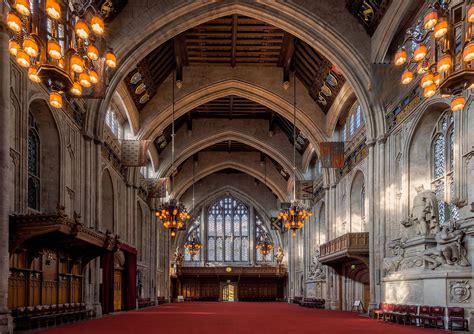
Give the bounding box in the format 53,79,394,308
449,280,471,303
275,247,284,264
401,185,439,236
382,239,405,275
173,247,184,267
308,249,326,281
422,222,470,270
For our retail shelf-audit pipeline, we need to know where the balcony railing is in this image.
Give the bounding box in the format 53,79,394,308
319,232,369,265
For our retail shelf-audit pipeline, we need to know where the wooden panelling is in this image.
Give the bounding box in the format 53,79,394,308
8,249,84,309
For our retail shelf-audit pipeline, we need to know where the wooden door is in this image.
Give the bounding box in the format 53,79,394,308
114,269,123,311
222,284,235,301
363,283,370,311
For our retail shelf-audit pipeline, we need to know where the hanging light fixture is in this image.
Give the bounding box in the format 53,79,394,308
278,66,312,237
184,231,202,260
5,1,116,108
155,72,190,237
393,1,474,111
256,232,274,256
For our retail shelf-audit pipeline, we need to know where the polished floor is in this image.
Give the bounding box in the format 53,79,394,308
38,302,449,334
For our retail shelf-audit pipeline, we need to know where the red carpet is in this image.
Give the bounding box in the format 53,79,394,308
38,302,449,334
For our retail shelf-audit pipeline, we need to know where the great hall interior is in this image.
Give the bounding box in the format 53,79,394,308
0,0,473,333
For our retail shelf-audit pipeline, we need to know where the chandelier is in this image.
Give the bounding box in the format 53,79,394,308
394,0,474,112
278,64,311,236
156,200,190,237
278,204,312,237
6,0,117,109
256,233,274,255
155,71,190,237
184,231,202,259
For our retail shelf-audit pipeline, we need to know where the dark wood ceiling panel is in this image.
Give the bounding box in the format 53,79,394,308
124,15,346,112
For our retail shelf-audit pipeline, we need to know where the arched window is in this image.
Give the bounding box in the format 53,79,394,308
207,196,249,263
256,215,273,263
342,103,365,141
28,113,40,210
106,107,123,138
431,112,459,225
184,218,201,262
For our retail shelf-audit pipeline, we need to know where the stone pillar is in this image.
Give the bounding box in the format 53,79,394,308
366,140,377,310
0,21,13,334
249,206,255,265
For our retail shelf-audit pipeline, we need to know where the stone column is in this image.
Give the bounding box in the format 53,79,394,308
249,205,255,265
0,21,13,334
366,140,377,310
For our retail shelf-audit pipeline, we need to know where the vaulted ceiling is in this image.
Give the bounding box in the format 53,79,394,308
124,15,346,113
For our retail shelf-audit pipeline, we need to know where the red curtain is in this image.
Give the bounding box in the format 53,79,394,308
121,243,138,311
100,252,115,314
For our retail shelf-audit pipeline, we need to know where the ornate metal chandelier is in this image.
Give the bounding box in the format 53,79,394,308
256,233,274,255
394,0,474,112
156,200,190,237
278,204,312,237
6,0,117,109
184,231,202,259
155,71,190,237
278,67,311,236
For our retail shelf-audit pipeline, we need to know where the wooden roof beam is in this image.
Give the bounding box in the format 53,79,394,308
231,14,238,67
278,33,295,87
174,33,189,85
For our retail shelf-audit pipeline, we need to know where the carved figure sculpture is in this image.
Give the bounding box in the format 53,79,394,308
308,249,326,281
423,223,470,270
382,239,405,275
173,247,184,266
275,247,284,264
401,185,439,236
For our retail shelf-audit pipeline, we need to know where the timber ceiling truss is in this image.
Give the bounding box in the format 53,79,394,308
154,96,309,157
124,15,346,113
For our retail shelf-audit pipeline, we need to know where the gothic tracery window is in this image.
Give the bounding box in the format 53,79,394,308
207,196,250,263
105,107,122,138
28,113,40,210
431,112,459,225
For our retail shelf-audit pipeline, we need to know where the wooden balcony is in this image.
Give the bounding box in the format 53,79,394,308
319,232,369,266
177,265,287,278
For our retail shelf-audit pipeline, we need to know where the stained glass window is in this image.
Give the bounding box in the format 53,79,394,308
207,196,250,262
27,113,40,210
431,112,459,224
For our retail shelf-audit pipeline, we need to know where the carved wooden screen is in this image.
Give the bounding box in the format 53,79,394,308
8,249,84,309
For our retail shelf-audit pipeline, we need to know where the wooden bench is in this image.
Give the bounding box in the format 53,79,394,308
13,303,93,330
156,296,167,305
138,298,156,308
291,296,303,305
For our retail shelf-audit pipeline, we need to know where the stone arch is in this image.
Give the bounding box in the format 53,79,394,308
101,168,115,233
177,186,282,250
402,97,450,217
90,2,382,143
158,129,301,180
28,98,61,213
350,170,366,233
174,158,288,202
137,79,327,152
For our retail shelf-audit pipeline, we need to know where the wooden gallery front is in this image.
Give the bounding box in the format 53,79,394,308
8,210,138,318
172,266,287,302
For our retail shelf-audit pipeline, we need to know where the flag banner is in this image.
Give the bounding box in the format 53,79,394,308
319,142,345,168
147,178,168,198
121,140,150,166
296,180,314,200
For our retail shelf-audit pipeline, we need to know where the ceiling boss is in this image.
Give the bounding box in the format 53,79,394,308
6,0,117,109
395,0,474,112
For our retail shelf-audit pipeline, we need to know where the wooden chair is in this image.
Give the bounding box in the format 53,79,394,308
383,303,394,321
448,307,468,331
369,303,386,320
424,306,445,328
406,305,418,325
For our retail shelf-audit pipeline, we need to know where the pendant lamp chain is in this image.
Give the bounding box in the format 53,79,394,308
171,71,176,198
292,65,297,202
